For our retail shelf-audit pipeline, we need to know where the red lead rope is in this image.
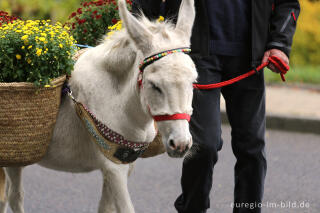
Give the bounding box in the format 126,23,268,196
193,55,289,90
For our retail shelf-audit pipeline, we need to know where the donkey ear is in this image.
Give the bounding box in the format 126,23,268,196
118,0,153,53
175,0,195,39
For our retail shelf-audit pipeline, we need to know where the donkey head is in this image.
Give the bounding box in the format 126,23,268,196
119,0,197,157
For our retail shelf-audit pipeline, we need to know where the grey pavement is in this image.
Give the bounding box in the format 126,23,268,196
8,125,320,213
221,85,320,134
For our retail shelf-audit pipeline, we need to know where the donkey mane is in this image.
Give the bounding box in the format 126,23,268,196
99,15,179,75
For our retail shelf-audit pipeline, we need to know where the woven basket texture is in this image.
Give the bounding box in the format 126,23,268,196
0,76,66,166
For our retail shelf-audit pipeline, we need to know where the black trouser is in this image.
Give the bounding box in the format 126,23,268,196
174,55,267,213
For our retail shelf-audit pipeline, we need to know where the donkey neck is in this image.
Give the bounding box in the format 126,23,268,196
82,45,156,143
121,56,156,142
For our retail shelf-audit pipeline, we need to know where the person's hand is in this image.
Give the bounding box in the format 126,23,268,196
262,49,289,73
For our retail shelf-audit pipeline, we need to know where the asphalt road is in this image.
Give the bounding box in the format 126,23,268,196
7,126,320,213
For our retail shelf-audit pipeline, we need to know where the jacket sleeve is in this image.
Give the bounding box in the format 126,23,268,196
267,0,300,57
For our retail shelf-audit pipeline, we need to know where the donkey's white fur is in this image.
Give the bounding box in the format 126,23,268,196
0,0,197,212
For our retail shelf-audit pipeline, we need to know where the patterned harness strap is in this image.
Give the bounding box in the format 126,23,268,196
74,101,149,164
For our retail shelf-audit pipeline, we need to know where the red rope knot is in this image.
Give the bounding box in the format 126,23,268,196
268,55,290,82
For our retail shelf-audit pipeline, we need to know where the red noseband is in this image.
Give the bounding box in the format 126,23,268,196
153,113,191,122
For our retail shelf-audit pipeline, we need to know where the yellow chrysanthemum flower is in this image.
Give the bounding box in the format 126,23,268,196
21,35,28,40
36,48,42,56
16,54,22,60
106,21,123,39
157,16,165,22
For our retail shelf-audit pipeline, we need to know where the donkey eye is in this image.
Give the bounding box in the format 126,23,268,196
150,82,162,94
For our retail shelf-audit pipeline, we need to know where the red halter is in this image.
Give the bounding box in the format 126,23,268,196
139,48,192,122
153,113,191,122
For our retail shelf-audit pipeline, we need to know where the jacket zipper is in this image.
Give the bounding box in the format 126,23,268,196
280,9,295,33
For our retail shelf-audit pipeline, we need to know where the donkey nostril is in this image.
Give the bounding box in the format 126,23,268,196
169,139,176,149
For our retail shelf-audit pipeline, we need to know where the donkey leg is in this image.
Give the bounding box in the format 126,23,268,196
98,177,116,213
0,199,7,213
0,183,8,213
98,164,134,213
5,167,24,213
128,163,134,177
0,168,8,213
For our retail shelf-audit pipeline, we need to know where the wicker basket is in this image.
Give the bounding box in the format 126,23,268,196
0,76,66,166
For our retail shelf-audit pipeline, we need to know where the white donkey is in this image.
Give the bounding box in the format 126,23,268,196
0,0,197,212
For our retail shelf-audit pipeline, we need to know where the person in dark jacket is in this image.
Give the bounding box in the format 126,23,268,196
132,0,300,212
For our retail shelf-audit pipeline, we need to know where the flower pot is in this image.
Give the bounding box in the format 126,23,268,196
0,75,66,166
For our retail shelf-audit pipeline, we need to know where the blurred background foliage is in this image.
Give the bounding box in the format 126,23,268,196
1,0,319,83
290,0,320,66
0,0,85,22
267,0,320,84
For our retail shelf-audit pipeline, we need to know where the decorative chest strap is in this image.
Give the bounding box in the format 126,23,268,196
74,101,149,164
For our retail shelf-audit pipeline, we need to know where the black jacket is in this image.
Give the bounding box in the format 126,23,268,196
132,0,300,67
